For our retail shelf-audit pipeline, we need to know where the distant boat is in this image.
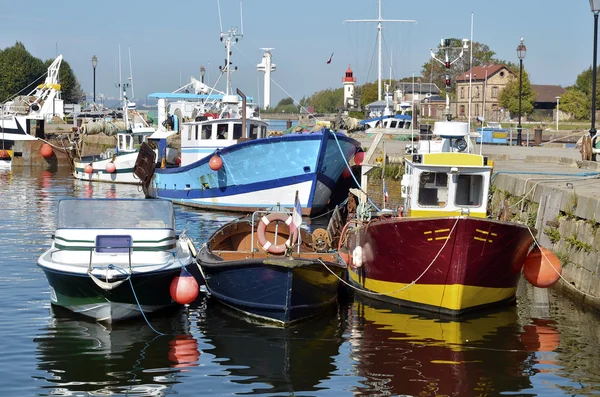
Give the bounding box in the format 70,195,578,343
37,198,198,323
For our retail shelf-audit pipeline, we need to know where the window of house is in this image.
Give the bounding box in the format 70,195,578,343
455,174,484,206
460,105,466,115
417,172,448,207
492,87,499,98
460,87,465,99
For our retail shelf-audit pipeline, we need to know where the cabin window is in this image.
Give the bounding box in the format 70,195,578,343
201,125,212,139
187,127,192,141
261,126,267,138
455,174,484,206
233,123,243,139
249,124,259,139
389,120,398,128
217,124,228,139
195,125,199,140
417,171,448,207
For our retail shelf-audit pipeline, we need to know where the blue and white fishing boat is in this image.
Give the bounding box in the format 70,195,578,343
135,27,360,216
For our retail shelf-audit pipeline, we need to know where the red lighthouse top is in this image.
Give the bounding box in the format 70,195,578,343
343,65,356,83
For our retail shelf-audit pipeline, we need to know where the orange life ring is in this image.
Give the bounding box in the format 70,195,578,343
256,213,298,254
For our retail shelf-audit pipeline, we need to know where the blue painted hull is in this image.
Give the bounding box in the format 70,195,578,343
145,131,359,215
199,257,345,325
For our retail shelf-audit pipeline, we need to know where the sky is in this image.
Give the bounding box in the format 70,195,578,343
0,0,593,107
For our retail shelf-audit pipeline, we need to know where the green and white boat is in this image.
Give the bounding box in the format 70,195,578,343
37,198,197,323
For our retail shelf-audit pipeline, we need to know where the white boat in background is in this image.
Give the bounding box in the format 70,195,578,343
0,54,65,168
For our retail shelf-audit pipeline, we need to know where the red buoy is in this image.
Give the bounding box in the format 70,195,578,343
84,164,93,174
341,167,351,178
354,151,365,166
175,157,181,165
105,162,116,173
523,247,562,288
169,268,199,305
40,143,53,158
209,154,223,171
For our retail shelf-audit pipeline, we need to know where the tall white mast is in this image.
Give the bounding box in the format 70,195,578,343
128,47,135,100
345,0,416,101
118,43,122,101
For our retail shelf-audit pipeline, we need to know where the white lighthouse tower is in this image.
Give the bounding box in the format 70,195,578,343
343,65,357,109
257,48,276,109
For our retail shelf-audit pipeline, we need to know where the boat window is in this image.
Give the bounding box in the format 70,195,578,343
133,134,145,148
195,125,199,140
249,124,258,139
201,124,212,139
261,126,267,138
417,171,448,207
217,124,228,140
233,123,243,139
455,174,484,206
187,126,192,141
389,120,398,128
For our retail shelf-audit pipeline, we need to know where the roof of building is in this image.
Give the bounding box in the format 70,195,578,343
531,85,566,103
393,82,440,94
456,64,511,82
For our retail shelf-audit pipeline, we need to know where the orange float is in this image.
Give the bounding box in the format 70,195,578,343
523,247,562,288
354,151,365,166
0,149,9,159
209,154,223,171
169,268,199,305
40,143,53,158
105,162,116,173
84,164,93,174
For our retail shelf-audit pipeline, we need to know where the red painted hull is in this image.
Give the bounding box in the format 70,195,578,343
344,216,533,315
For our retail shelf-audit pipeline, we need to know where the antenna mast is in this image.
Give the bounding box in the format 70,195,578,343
345,0,416,101
431,38,468,121
128,47,135,99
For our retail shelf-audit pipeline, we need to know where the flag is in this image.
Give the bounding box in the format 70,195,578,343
326,52,334,64
383,179,389,207
287,193,303,247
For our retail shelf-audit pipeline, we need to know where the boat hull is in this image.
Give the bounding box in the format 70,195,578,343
344,216,533,315
199,254,346,325
39,265,185,323
73,152,143,184
144,131,359,215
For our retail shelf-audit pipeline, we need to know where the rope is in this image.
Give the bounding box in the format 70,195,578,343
320,217,460,296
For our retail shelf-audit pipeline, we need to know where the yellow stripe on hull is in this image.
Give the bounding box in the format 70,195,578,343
348,270,516,312
408,209,487,218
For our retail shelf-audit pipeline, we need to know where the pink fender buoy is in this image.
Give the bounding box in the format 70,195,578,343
209,154,223,171
40,143,53,158
84,164,93,174
524,247,562,288
354,151,365,166
341,167,351,178
170,268,199,305
105,162,116,173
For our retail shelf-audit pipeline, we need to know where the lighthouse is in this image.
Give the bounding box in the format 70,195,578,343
343,65,357,110
257,48,276,109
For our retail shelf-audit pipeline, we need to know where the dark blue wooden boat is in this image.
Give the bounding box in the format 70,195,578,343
197,214,346,326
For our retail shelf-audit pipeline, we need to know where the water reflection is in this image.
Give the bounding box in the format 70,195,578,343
200,300,345,395
349,298,535,396
33,306,199,396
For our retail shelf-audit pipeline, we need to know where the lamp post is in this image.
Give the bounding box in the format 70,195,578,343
590,1,600,160
516,38,526,146
200,65,206,83
91,55,98,103
556,96,561,131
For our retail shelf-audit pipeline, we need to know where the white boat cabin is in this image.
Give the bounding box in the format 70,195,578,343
179,118,269,166
400,122,492,218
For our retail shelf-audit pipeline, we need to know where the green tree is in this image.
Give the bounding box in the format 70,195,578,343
0,42,46,101
498,68,536,116
558,88,589,120
360,82,378,107
54,59,84,103
306,88,343,113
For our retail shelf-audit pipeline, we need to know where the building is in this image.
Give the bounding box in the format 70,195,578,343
342,65,359,110
456,64,513,122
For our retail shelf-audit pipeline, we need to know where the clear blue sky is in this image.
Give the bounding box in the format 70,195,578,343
0,0,592,106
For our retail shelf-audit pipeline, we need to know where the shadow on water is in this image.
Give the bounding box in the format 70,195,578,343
33,305,201,396
197,298,346,395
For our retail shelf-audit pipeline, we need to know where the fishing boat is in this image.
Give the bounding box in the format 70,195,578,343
37,198,198,323
196,200,346,326
0,54,65,168
134,26,360,216
338,39,535,316
72,91,179,184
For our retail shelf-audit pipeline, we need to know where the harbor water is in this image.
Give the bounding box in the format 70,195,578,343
2,167,600,396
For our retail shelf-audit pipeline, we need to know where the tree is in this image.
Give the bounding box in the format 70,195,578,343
276,97,294,107
305,88,343,113
558,88,589,120
498,68,536,116
0,42,45,102
421,39,509,99
53,59,84,103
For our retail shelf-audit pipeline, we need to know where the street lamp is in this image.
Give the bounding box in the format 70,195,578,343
516,38,527,146
556,96,561,131
590,0,600,148
200,65,206,83
91,55,98,103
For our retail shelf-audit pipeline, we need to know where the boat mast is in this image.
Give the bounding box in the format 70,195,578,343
345,0,416,101
430,38,468,121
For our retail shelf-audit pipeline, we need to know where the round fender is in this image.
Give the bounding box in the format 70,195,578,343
256,213,297,254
